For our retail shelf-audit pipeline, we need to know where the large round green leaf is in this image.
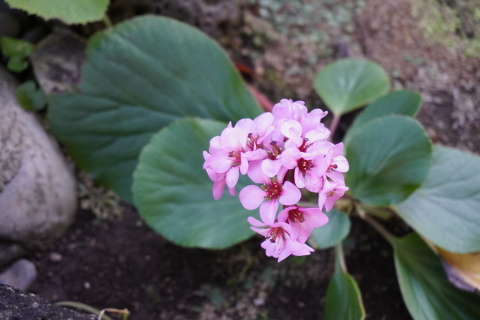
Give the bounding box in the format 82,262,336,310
5,0,109,24
324,246,365,320
349,90,421,133
394,146,480,253
311,209,351,249
48,16,261,202
345,115,432,206
313,59,389,116
393,233,480,320
133,118,254,249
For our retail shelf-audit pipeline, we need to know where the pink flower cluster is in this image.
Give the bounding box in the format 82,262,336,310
203,99,349,262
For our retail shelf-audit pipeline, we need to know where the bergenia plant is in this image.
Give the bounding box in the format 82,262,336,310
44,16,480,320
203,99,348,261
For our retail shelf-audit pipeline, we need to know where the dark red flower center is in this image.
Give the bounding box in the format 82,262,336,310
298,138,309,152
267,226,284,243
328,163,338,171
228,150,241,166
298,158,314,175
262,179,282,199
288,208,305,223
246,133,262,150
266,141,282,160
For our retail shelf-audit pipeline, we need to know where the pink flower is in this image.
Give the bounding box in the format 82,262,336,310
318,179,349,211
235,112,275,150
279,119,304,146
272,99,309,124
205,126,248,188
326,143,349,175
203,151,235,200
248,216,314,262
205,116,271,189
278,205,329,243
300,108,328,134
239,172,301,225
281,141,330,192
259,127,287,177
203,98,350,262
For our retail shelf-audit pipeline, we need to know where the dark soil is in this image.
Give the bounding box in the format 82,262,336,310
19,0,480,319
30,206,411,320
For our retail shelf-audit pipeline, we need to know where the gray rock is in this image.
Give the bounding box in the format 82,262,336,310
0,259,37,291
30,27,86,94
0,284,97,320
0,66,77,266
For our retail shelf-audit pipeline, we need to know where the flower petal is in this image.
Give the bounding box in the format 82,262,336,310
208,152,232,173
279,181,301,205
247,216,266,228
281,148,301,170
334,155,349,172
220,127,243,149
261,158,282,177
251,226,269,237
247,160,269,183
239,185,265,210
254,112,274,134
277,248,293,262
226,167,240,188
212,179,226,200
305,127,330,142
260,200,279,225
294,168,305,188
302,208,329,228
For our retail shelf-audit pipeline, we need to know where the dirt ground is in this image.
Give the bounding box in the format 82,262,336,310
27,0,479,319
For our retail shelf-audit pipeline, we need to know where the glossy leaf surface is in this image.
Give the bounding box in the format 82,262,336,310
345,115,432,206
393,233,480,320
133,118,253,249
349,90,421,132
394,146,480,253
48,16,260,202
5,0,109,24
314,59,389,116
324,246,365,320
311,209,351,249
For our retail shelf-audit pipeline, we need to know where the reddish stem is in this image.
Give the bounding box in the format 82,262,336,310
328,114,341,140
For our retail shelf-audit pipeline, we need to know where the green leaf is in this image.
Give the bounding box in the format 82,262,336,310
0,36,35,58
313,59,389,116
394,146,480,253
311,209,351,249
324,246,365,320
345,115,432,206
393,233,480,320
1,37,34,72
349,90,421,133
133,118,253,249
4,0,109,24
7,56,28,72
48,16,261,202
16,80,47,111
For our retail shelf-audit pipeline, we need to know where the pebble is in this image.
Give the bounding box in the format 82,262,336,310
0,259,37,291
49,252,62,262
253,298,265,306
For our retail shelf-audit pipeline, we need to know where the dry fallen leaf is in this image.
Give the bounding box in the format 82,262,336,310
436,247,480,291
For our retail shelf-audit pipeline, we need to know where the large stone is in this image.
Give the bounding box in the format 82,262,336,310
0,284,97,320
30,28,86,94
0,66,77,266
